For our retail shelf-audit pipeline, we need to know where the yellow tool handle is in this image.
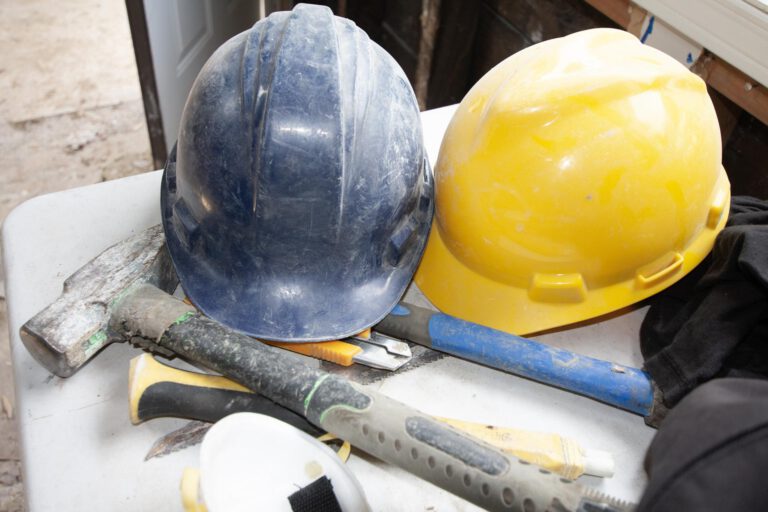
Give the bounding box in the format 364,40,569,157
129,353,250,424
264,340,362,366
128,354,324,436
437,417,613,479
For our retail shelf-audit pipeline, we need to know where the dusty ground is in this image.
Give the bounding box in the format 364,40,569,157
0,1,152,510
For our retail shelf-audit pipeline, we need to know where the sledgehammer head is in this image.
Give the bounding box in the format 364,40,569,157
20,225,178,377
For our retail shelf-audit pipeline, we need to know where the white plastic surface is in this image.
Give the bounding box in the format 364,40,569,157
197,413,369,512
583,449,616,478
1,106,656,511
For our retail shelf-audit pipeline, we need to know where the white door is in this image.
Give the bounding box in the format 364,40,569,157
143,0,261,152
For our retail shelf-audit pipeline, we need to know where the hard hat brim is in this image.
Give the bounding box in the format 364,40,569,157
415,169,730,336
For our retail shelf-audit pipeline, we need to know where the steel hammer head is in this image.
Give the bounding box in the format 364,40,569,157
20,225,178,377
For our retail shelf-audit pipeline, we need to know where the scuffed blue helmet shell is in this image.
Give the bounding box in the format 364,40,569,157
161,4,433,341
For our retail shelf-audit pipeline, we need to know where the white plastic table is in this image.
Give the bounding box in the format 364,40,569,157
2,106,655,511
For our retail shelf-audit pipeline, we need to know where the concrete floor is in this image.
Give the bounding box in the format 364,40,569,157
0,1,153,509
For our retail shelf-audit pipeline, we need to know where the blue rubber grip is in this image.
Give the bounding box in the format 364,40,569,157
427,313,654,415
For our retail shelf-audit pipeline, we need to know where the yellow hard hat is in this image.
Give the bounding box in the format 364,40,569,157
415,28,730,335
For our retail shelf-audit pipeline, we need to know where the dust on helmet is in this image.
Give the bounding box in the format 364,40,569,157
415,28,730,335
162,4,433,341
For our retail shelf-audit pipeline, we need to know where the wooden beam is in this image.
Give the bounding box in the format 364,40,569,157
584,0,632,27
693,53,768,127
625,3,647,37
583,0,646,34
415,0,442,110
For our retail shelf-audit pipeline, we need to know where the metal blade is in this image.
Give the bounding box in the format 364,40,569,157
353,331,411,357
347,339,411,371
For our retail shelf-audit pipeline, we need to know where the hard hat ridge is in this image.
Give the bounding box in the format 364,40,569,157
162,4,433,341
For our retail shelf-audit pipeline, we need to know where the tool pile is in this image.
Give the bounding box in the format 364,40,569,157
18,3,737,512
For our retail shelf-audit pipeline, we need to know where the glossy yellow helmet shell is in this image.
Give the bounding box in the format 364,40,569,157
415,28,730,335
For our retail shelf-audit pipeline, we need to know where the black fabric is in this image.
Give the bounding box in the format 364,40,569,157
640,196,768,407
287,476,343,512
637,378,768,512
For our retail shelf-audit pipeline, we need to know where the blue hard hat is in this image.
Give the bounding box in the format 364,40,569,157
161,4,433,341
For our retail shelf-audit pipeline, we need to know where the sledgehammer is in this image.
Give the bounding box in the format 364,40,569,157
20,225,631,512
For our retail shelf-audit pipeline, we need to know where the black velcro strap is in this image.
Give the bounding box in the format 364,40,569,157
287,476,343,512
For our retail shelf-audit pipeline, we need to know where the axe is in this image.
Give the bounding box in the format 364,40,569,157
21,225,632,512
